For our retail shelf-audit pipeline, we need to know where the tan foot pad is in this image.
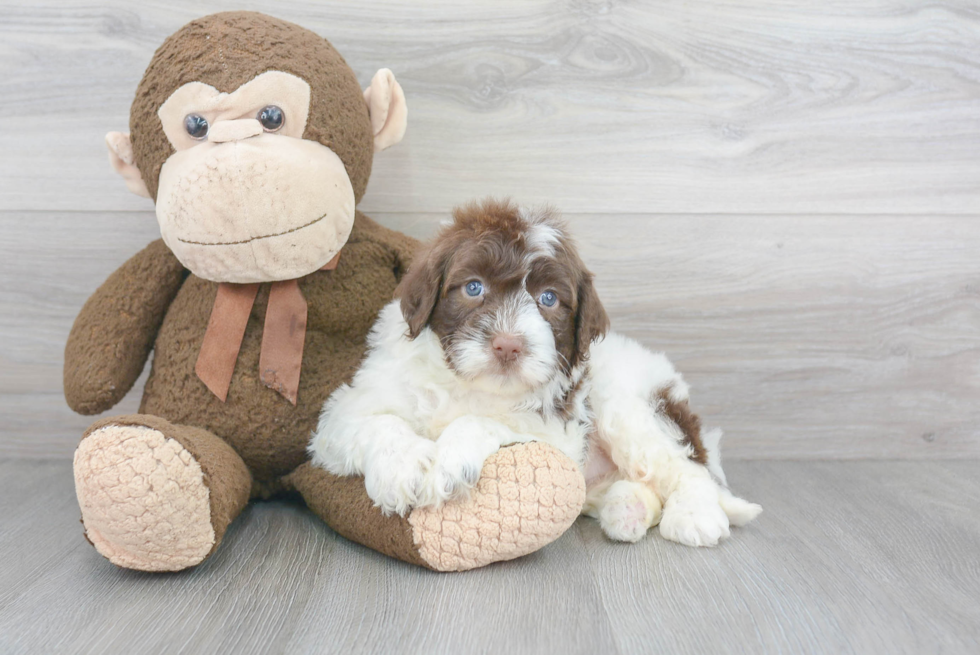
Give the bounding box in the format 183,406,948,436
74,425,214,571
409,442,586,572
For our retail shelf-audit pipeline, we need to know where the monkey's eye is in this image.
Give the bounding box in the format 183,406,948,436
184,114,209,140
258,105,285,132
538,290,558,307
464,280,485,297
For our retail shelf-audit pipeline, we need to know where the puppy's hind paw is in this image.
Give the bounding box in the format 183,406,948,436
599,481,662,543
659,498,730,547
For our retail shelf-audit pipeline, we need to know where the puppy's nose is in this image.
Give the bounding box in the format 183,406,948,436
492,334,524,363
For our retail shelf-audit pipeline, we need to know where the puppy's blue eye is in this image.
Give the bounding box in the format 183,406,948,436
464,280,484,297
539,290,558,307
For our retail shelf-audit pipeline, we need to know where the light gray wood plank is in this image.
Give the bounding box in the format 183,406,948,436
1,459,977,654
579,460,980,655
2,1,979,215
0,459,618,655
0,209,158,457
2,210,977,459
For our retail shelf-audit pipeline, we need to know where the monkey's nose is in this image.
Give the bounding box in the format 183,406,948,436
208,119,263,143
491,334,524,363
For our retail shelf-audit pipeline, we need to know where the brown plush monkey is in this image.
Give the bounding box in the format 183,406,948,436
65,12,585,572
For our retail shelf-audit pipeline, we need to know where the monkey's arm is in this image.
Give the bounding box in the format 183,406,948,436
387,229,420,283
64,239,186,415
352,210,420,282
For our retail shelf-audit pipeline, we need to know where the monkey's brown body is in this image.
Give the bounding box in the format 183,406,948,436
138,213,407,482
65,11,585,573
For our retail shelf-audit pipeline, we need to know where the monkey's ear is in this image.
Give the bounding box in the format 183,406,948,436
105,132,150,198
363,68,407,152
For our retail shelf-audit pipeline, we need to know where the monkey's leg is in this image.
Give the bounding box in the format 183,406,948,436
289,441,585,572
74,414,251,572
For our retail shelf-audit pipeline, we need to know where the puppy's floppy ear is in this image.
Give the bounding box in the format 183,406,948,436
396,243,445,339
572,273,609,367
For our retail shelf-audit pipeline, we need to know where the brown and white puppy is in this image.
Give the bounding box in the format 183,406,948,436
311,199,761,546
582,333,761,546
310,199,607,515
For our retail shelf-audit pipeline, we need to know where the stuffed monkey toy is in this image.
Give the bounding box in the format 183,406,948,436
65,12,585,573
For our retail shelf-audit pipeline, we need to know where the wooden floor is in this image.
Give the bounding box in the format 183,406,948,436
1,459,978,654
1,1,979,654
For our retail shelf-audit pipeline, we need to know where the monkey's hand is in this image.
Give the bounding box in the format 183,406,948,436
64,239,185,415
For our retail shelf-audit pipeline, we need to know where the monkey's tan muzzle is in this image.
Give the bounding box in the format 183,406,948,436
155,134,355,284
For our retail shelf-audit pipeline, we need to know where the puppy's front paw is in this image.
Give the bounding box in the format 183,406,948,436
599,480,662,543
423,416,504,506
427,445,486,504
659,494,731,547
364,440,438,516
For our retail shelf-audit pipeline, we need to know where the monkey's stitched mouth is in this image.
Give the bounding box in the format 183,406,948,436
176,212,328,246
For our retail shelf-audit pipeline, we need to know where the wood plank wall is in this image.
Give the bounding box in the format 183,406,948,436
1,1,978,459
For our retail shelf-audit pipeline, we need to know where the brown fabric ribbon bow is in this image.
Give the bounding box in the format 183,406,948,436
194,252,340,405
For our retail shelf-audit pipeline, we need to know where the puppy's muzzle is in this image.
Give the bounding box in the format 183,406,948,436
491,334,524,364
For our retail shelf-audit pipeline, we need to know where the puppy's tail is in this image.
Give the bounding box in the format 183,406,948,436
702,427,762,526
702,427,727,486
719,488,763,526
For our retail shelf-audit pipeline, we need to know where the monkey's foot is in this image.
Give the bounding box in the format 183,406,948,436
407,442,585,571
295,441,586,572
74,422,216,571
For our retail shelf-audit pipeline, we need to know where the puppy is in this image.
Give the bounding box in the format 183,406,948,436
584,333,761,546
310,199,607,516
310,199,761,546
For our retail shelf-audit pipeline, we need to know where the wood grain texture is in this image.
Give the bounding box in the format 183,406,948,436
1,2,978,459
578,459,980,655
2,210,977,459
1,1,979,214
1,459,977,654
2,3,977,652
